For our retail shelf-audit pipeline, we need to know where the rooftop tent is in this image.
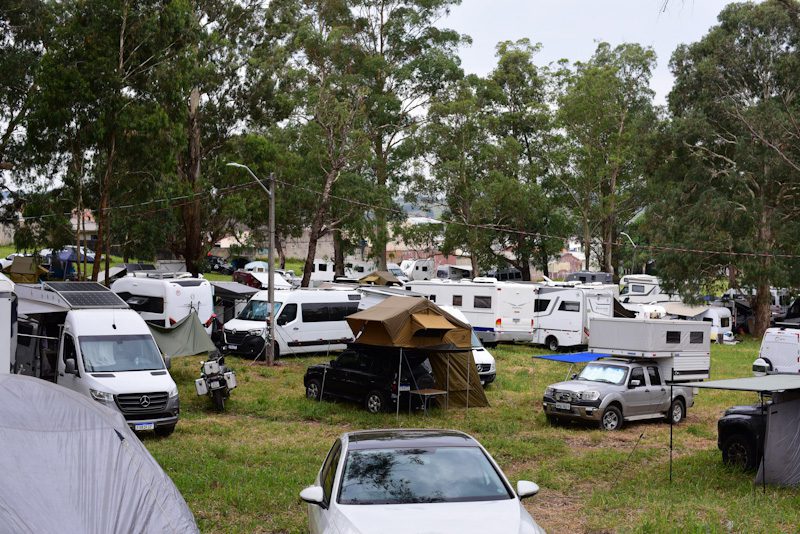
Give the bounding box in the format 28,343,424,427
148,311,217,357
346,296,488,408
681,375,800,487
358,270,402,287
0,374,199,533
7,256,48,284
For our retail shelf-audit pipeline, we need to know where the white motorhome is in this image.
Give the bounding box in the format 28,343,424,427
619,275,681,304
406,278,535,345
13,282,180,436
532,286,615,351
222,288,360,358
111,272,215,333
589,317,711,381
400,258,435,281
435,264,473,281
661,302,733,343
752,325,800,375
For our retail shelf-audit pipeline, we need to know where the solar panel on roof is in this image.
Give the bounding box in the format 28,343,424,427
61,292,127,308
45,282,109,292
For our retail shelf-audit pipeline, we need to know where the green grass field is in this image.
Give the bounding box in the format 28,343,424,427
142,339,800,533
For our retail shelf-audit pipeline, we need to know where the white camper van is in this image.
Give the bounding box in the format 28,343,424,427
111,272,215,333
222,289,360,358
13,282,180,436
407,278,535,345
752,326,800,375
532,286,615,351
619,275,681,304
435,264,473,281
400,258,435,281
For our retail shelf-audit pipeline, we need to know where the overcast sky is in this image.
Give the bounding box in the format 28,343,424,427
441,0,736,105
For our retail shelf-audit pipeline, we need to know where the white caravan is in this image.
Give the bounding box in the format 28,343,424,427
13,282,180,436
407,278,535,345
400,258,435,281
111,272,215,333
222,288,360,358
752,326,800,376
619,275,681,304
661,302,733,343
435,264,473,281
532,286,615,351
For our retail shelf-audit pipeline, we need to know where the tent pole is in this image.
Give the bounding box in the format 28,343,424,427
396,348,402,420
446,354,450,411
761,391,766,494
669,368,674,483
466,351,470,412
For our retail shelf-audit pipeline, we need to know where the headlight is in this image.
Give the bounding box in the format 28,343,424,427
248,328,265,336
580,390,600,401
544,387,554,397
90,389,114,403
167,386,179,398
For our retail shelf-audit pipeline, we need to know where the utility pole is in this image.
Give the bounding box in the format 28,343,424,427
227,163,277,365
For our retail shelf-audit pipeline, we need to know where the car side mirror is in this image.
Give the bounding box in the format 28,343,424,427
164,355,172,370
65,358,77,375
299,485,325,507
571,373,577,380
629,379,641,388
277,317,286,326
516,480,539,499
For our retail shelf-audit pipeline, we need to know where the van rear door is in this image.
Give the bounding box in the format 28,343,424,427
497,285,534,336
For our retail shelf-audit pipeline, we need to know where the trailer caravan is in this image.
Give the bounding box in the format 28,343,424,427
111,272,216,333
661,302,733,342
532,286,615,351
619,275,681,304
400,258,435,281
406,278,535,344
13,282,180,436
435,264,473,281
589,317,711,381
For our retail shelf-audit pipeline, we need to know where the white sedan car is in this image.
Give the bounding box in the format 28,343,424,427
300,429,545,534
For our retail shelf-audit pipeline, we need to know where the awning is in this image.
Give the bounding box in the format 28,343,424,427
18,300,68,314
681,374,800,393
534,352,608,364
211,281,259,300
249,271,291,288
662,302,709,318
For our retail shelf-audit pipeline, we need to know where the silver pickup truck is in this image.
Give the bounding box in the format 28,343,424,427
542,358,694,431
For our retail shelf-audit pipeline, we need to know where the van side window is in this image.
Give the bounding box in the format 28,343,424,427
690,331,704,344
534,299,550,313
318,263,328,272
558,301,580,312
721,317,730,328
474,296,491,309
631,284,645,293
666,331,681,344
453,295,462,307
630,367,645,386
116,292,164,314
647,366,662,386
277,304,297,325
302,303,329,322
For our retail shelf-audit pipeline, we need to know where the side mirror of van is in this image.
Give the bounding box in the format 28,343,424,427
65,358,77,375
164,355,172,370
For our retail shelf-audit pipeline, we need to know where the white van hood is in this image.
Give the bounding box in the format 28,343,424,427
472,346,495,366
224,317,265,332
86,370,176,395
335,500,542,534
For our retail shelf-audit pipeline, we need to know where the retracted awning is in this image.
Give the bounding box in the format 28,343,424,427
681,374,800,393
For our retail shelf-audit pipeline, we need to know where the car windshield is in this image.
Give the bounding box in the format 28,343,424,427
338,446,512,505
577,363,628,385
80,335,164,372
470,330,483,348
237,300,281,321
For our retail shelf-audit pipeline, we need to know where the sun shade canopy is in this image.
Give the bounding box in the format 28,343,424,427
534,352,609,364
681,374,800,393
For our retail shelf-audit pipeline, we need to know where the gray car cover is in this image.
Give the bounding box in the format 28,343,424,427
0,374,199,533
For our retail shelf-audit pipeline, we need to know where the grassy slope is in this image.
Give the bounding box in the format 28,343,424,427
143,339,800,533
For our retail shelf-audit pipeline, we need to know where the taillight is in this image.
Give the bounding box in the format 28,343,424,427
531,319,535,328
391,379,398,393
169,317,177,325
495,318,502,328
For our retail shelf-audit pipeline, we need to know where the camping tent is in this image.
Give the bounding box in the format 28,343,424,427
149,311,218,357
0,374,199,533
358,270,402,286
346,296,488,408
7,256,48,284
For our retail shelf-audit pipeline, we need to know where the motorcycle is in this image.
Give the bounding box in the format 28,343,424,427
194,351,237,411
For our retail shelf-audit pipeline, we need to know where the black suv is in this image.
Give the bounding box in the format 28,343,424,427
717,403,768,470
304,346,435,414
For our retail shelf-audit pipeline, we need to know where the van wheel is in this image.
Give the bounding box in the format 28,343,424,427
722,433,757,470
546,336,559,352
155,424,175,438
667,399,685,424
600,405,623,431
365,390,386,414
306,379,322,401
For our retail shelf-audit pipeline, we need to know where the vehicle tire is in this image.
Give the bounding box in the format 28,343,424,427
722,433,758,470
667,398,685,424
155,424,176,438
306,379,322,401
546,336,559,352
212,389,225,411
364,390,387,414
599,405,623,431
546,414,560,426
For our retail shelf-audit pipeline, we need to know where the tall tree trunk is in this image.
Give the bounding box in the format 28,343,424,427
275,237,285,269
582,215,591,271
180,87,203,276
519,257,532,281
469,254,478,275
539,247,549,279
373,139,389,270
333,228,345,276
91,133,116,282
300,172,336,287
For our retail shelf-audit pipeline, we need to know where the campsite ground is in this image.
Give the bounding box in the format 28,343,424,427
145,338,800,533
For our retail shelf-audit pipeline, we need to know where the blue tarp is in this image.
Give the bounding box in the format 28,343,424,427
534,351,609,364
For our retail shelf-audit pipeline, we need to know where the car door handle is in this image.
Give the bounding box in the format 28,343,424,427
661,388,666,392
645,389,650,392
293,327,299,330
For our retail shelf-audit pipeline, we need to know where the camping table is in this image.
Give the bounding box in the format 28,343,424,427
410,388,448,416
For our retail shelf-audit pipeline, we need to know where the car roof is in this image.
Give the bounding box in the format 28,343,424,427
343,429,478,450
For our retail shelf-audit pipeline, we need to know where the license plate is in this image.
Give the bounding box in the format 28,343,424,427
227,344,238,350
134,422,155,431
555,402,571,411
513,318,520,323
398,384,411,392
